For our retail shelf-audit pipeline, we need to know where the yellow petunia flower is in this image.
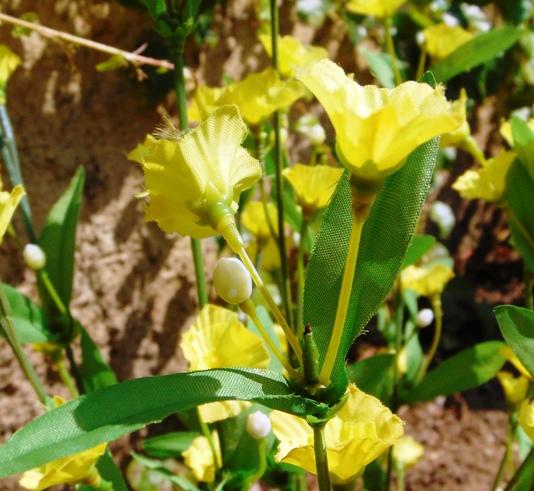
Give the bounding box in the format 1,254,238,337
296,60,463,187
422,24,473,60
452,150,516,203
497,371,529,408
270,384,404,483
188,68,303,126
392,435,424,469
346,0,405,17
400,263,454,298
241,201,278,242
519,398,534,442
0,45,21,104
180,304,270,422
0,176,24,244
500,118,534,146
259,34,328,78
183,432,222,483
128,105,261,239
283,164,343,218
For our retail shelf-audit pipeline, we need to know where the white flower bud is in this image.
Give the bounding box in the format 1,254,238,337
23,244,46,271
416,31,426,46
416,308,434,328
308,124,326,145
213,257,252,305
246,411,271,440
430,201,455,239
442,12,459,27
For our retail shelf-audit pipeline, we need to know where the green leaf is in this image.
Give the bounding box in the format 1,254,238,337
511,116,534,182
248,305,283,373
80,327,118,393
0,284,55,344
430,27,522,82
95,54,129,72
39,167,85,308
0,368,327,477
402,234,436,268
142,432,200,458
495,305,534,378
11,12,39,38
304,139,439,399
347,354,395,403
361,48,395,88
406,341,505,403
96,451,128,491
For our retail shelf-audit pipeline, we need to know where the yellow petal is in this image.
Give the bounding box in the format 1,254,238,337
346,0,406,17
0,183,25,244
0,45,21,104
519,399,534,442
188,85,225,123
497,371,529,407
198,401,252,423
392,436,424,469
241,201,278,241
401,263,454,298
422,24,473,60
183,433,221,483
500,346,532,379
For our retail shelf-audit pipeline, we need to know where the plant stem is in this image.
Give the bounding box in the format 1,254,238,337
503,446,534,491
312,423,332,491
417,295,442,382
197,409,221,469
396,463,406,491
56,357,79,398
0,12,174,70
492,417,517,491
415,49,427,81
297,219,308,338
269,0,292,326
0,282,47,403
39,269,68,316
174,47,208,309
384,17,402,85
319,203,369,385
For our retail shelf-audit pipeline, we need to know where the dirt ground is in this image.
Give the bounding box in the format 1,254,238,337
0,1,524,490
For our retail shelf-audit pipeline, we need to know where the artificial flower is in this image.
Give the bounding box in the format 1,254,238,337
519,398,534,442
452,150,516,202
500,118,534,146
392,436,424,469
242,201,278,242
247,235,287,272
180,304,269,422
501,346,532,380
188,68,303,126
270,384,404,483
283,164,343,218
497,371,529,408
0,176,24,243
346,0,405,18
259,34,328,77
0,45,21,104
422,24,473,60
296,60,463,186
401,263,454,298
182,432,222,482
128,105,261,239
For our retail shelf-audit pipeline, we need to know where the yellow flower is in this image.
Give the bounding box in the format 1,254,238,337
400,263,454,298
422,24,473,60
242,201,278,241
500,346,532,380
0,176,24,244
247,236,287,272
296,60,463,187
500,118,534,146
519,399,534,442
188,68,303,126
259,34,328,77
346,0,405,17
392,436,424,469
0,45,21,104
19,397,106,490
452,150,516,202
183,432,222,483
128,105,261,239
270,384,404,483
283,164,343,218
180,304,270,422
497,371,529,408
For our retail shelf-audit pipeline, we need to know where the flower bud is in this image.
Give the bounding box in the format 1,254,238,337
246,411,271,440
23,244,46,271
308,124,326,145
430,201,455,238
213,257,252,305
416,308,434,328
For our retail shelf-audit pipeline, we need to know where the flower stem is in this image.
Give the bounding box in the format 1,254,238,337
297,219,308,338
312,423,332,491
319,203,370,386
39,269,68,316
415,48,427,81
503,446,534,491
174,47,208,309
396,463,406,491
384,17,402,85
197,409,222,469
56,357,79,398
492,416,517,491
417,295,442,383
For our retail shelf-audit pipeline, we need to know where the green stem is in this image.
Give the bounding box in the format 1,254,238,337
56,357,79,398
174,46,208,308
396,463,406,491
0,281,47,403
492,417,517,491
384,18,402,85
197,408,221,474
39,269,68,316
319,203,370,385
524,267,533,310
503,446,534,491
417,296,442,382
297,219,308,338
415,48,427,81
312,423,332,491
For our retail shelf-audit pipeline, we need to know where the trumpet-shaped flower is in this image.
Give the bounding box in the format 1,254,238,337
500,118,534,146
296,60,463,186
283,164,343,218
188,68,303,126
183,432,222,482
401,263,454,298
0,176,24,244
519,399,534,442
242,201,278,242
270,384,404,483
452,151,516,202
259,34,328,77
392,436,424,469
346,0,405,17
0,45,21,104
128,105,261,239
497,371,529,408
422,24,473,60
180,304,270,422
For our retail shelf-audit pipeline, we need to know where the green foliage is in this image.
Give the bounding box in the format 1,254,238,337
511,117,534,181
95,55,129,72
347,353,395,403
361,48,395,88
80,327,118,393
142,432,200,458
402,234,436,268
